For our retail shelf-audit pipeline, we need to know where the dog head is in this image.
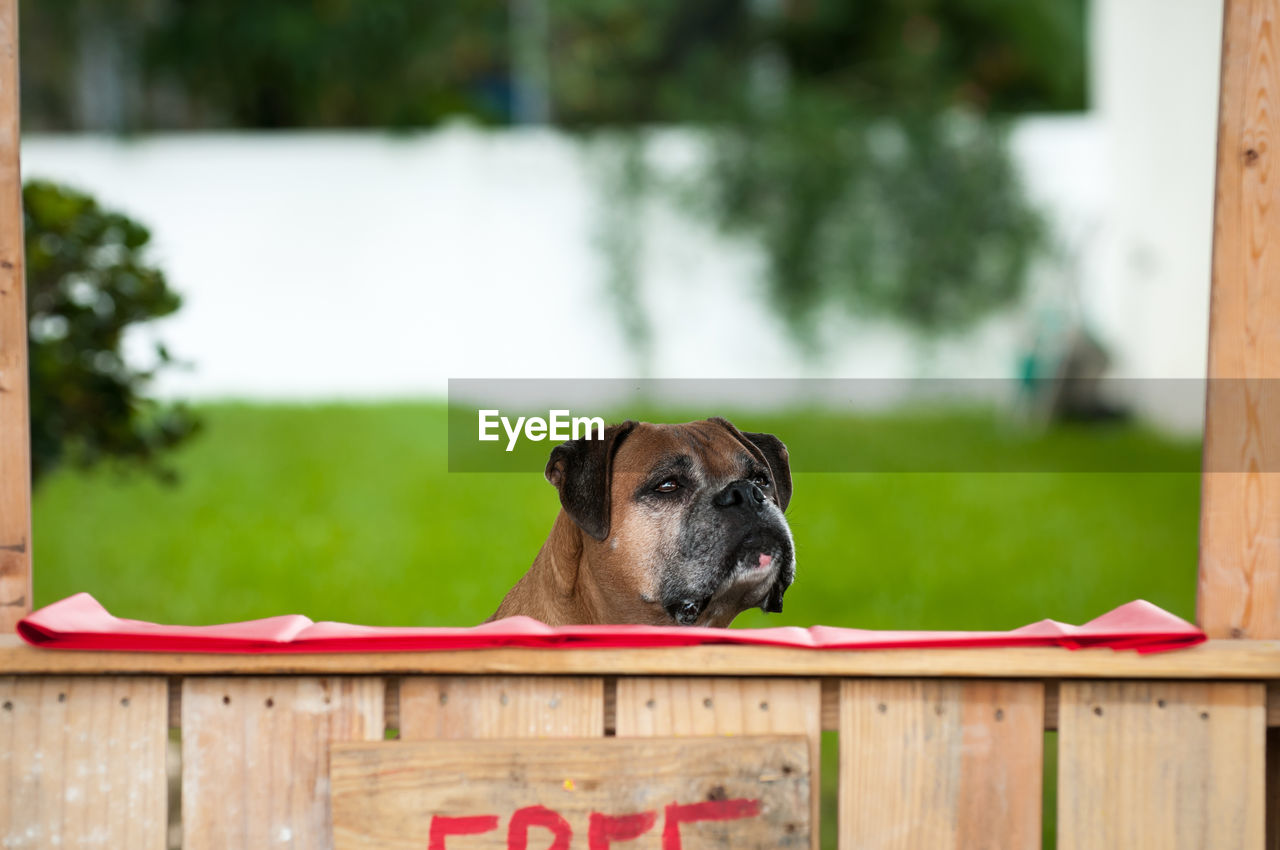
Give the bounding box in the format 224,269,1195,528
545,417,794,627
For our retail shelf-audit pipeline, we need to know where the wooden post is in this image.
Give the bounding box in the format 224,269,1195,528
1199,0,1280,641
0,0,30,632
1201,3,1280,844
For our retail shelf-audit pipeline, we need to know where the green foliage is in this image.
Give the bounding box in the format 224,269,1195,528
695,104,1045,338
548,1,1071,346
18,0,512,131
767,0,1086,114
559,0,1072,347
140,0,510,129
24,180,200,483
20,0,1083,130
548,0,1086,126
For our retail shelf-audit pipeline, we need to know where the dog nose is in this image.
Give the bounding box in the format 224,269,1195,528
714,480,767,510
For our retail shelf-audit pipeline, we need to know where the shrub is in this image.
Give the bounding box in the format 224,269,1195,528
23,180,200,483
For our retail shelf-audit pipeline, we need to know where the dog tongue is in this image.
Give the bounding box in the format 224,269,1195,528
757,553,774,569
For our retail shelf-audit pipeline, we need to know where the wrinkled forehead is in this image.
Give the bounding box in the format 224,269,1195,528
612,420,753,482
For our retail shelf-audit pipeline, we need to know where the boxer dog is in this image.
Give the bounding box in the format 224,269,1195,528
490,417,794,627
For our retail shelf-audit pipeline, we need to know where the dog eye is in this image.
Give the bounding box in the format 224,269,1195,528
751,473,770,488
654,479,680,493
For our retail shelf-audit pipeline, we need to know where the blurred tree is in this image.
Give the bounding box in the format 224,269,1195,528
19,0,513,130
20,0,1083,130
141,0,510,128
15,0,81,131
688,101,1045,341
24,181,201,483
552,0,1067,345
547,0,1085,126
16,0,1078,348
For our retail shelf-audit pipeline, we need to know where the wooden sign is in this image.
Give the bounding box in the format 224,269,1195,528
331,735,810,849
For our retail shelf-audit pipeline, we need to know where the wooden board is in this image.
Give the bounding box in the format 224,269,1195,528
181,677,383,850
0,0,31,632
1058,681,1265,850
2,636,1275,679
615,677,821,850
399,675,602,739
331,735,810,850
839,679,1044,850
1200,0,1280,639
0,675,167,848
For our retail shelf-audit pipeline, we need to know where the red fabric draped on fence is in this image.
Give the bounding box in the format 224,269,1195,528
15,593,1205,654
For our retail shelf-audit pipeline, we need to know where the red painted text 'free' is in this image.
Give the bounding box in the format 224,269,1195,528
427,797,761,849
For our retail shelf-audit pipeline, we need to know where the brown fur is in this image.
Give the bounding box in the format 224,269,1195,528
490,420,789,626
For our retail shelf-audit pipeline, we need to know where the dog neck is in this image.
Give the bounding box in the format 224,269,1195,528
489,512,600,625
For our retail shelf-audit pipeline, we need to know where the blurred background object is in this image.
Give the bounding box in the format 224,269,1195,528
21,0,1085,132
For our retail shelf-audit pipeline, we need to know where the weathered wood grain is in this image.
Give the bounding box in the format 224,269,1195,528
181,677,383,850
1200,0,1280,640
615,677,822,850
167,675,1280,737
331,735,810,850
1059,681,1265,850
399,675,602,738
0,0,31,632
839,679,1044,850
2,636,1275,679
0,676,167,848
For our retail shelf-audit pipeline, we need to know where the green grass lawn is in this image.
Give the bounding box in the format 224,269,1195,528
33,401,1201,629
31,401,1203,849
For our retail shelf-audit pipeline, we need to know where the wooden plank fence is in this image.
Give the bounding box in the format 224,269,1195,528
0,644,1277,848
0,0,31,633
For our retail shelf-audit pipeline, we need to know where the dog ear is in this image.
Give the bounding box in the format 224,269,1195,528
545,420,637,541
743,428,793,611
739,430,792,511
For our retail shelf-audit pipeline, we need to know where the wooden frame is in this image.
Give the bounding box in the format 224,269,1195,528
0,0,30,633
1198,0,1280,641
1,1,1277,848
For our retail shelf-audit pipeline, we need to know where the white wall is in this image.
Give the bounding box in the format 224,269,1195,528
1089,0,1223,380
1086,0,1225,428
19,124,1101,397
